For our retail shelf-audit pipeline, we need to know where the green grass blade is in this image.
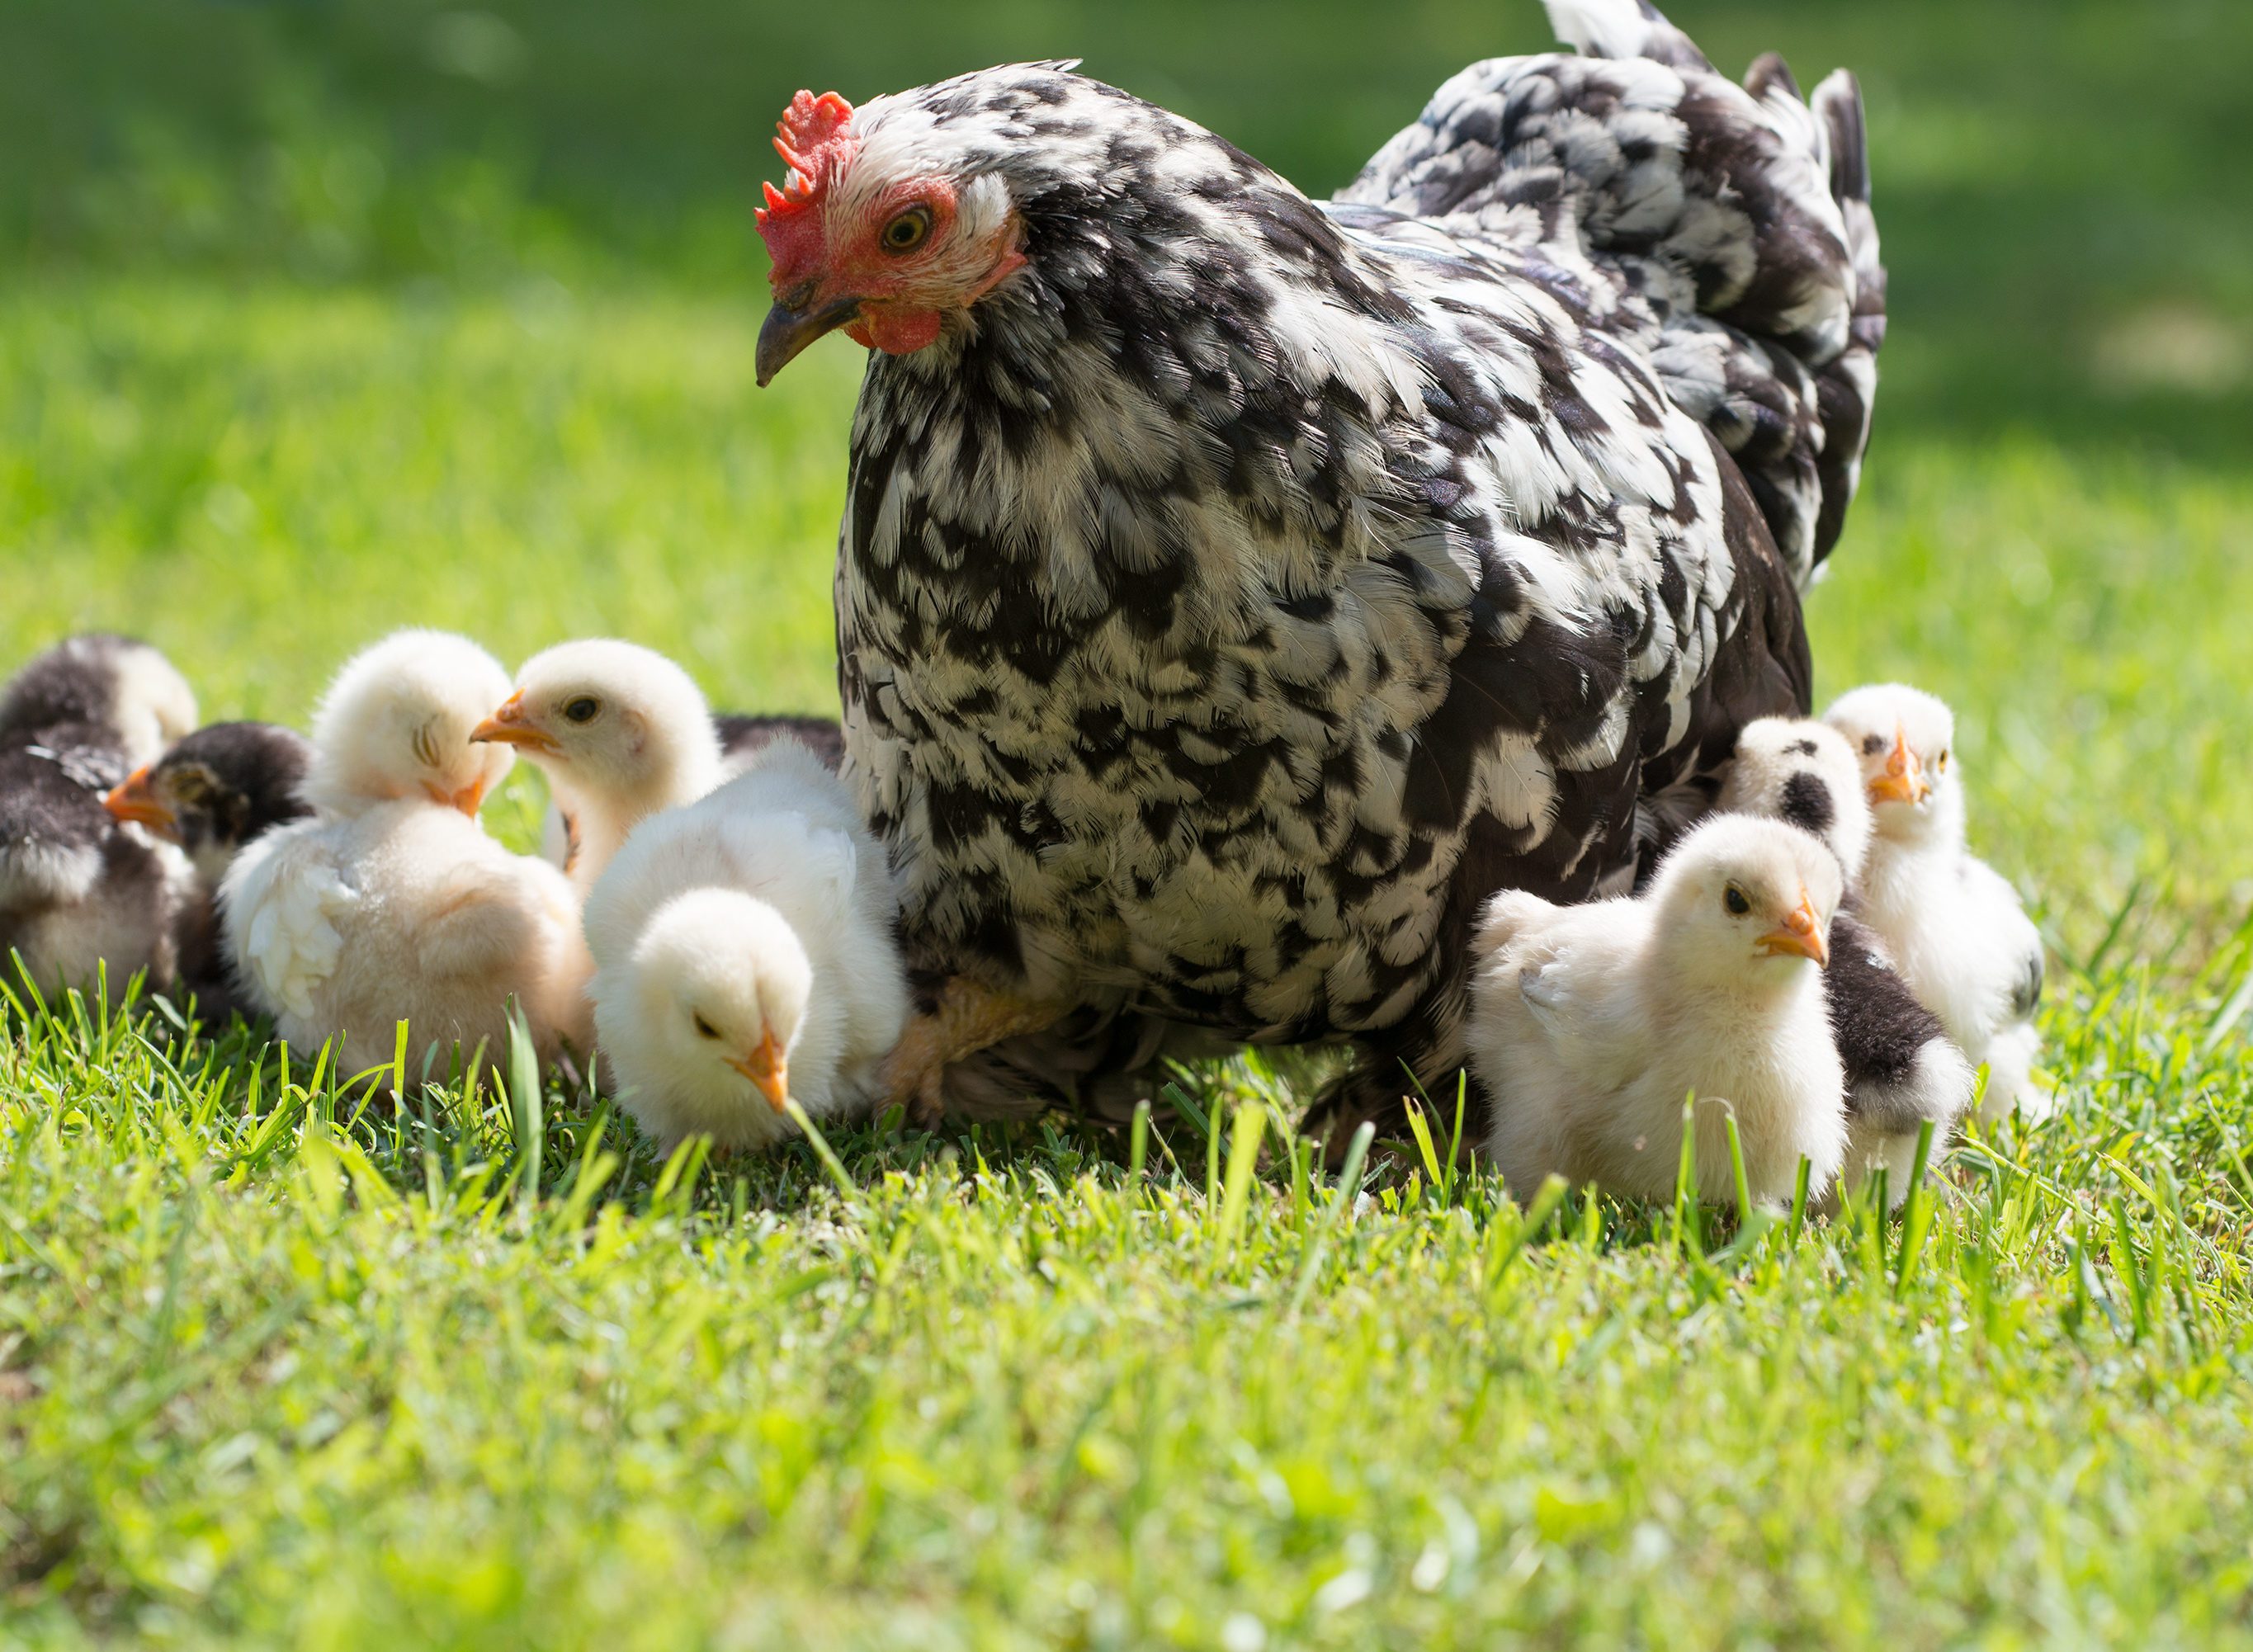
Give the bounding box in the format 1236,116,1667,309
1286,1121,1374,1319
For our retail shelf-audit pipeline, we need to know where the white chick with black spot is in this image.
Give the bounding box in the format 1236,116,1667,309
220,631,588,1070
1826,685,2045,1124
1720,717,1976,1203
1,636,200,1000
582,739,906,1151
472,640,727,894
1470,814,1846,1211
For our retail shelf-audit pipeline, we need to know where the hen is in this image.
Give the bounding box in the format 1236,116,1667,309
752,0,1884,1135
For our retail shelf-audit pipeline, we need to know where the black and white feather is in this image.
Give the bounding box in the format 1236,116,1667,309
1340,0,1884,584
805,0,1881,1134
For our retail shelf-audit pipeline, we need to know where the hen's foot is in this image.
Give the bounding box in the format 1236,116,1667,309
882,981,1064,1126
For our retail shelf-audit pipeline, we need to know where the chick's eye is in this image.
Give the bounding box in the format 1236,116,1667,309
564,697,600,725
1723,885,1752,918
880,205,933,253
692,1013,720,1040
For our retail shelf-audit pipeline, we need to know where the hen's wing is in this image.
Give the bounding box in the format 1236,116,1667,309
1338,0,1882,584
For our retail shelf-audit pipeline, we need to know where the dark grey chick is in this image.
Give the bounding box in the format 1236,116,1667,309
103,720,315,1022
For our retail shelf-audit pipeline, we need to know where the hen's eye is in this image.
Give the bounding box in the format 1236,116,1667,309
1723,885,1752,917
564,697,601,725
880,205,933,253
692,1013,720,1040
1936,749,1950,771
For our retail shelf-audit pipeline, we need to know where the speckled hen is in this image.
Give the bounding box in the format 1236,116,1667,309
750,0,1886,1135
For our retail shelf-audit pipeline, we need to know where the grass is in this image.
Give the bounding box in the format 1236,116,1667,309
3,278,2251,1650
7,0,2253,1641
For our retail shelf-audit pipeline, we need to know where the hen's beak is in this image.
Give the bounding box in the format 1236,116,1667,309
756,288,862,387
104,767,177,835
726,1028,791,1113
1866,725,1929,806
1756,889,1829,965
471,691,560,758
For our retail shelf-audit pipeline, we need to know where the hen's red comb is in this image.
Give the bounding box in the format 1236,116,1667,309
757,90,858,224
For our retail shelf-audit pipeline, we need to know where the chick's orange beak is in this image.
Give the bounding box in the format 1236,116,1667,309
470,691,561,757
1756,889,1829,966
103,767,176,835
1866,725,1930,806
420,776,490,818
726,1028,791,1114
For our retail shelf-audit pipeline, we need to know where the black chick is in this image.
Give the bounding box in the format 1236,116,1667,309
1,733,184,1002
715,711,843,774
106,721,314,891
103,720,314,1022
0,634,198,769
2,636,204,1002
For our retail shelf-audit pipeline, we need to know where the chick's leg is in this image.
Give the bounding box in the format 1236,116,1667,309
883,979,1065,1125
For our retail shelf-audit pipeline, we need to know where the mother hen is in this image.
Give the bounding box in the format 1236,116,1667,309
752,0,1884,1140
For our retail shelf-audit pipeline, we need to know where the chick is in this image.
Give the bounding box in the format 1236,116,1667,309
104,721,315,1022
106,722,314,891
1,638,201,999
1,739,187,1000
220,631,588,1071
1717,717,1874,881
1825,685,2045,1123
716,712,844,775
1718,717,1976,1202
473,640,727,894
582,739,906,1151
1470,815,1847,1211
0,634,197,769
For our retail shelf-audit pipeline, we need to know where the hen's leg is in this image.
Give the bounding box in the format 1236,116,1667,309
882,979,1065,1125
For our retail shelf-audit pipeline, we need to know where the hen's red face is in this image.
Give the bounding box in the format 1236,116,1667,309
753,91,1027,385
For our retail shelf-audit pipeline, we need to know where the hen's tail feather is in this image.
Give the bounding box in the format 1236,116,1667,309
1543,0,1710,72
1339,0,1885,585
1809,68,1885,561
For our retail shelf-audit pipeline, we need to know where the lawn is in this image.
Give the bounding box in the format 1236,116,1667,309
6,0,2253,1645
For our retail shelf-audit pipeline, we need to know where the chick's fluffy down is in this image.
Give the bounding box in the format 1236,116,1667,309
222,800,588,1069
583,740,906,1145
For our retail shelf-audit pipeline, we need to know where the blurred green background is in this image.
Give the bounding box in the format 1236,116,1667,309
3,0,2248,451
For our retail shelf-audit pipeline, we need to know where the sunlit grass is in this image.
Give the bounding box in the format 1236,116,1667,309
5,283,2253,1645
